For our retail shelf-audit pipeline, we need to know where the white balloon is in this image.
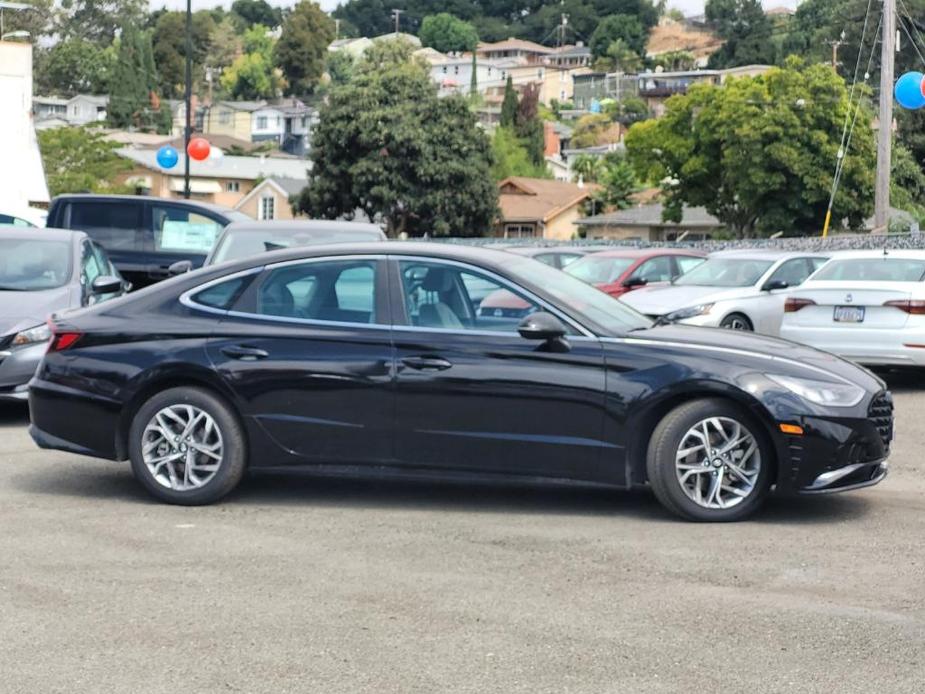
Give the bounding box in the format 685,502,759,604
207,147,224,167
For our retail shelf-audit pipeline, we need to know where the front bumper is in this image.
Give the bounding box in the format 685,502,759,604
0,342,47,402
802,461,888,494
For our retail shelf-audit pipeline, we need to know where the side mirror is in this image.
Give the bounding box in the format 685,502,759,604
168,260,194,276
762,279,789,292
518,312,568,341
622,276,648,289
91,275,124,295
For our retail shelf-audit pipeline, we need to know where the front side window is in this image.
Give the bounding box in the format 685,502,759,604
152,205,223,254
630,256,673,283
399,260,554,333
256,260,377,324
68,202,143,251
81,242,103,286
768,258,816,287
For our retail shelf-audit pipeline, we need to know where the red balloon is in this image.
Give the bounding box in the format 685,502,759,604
187,137,211,161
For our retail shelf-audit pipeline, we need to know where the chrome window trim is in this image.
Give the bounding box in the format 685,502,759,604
389,254,596,338
179,267,265,317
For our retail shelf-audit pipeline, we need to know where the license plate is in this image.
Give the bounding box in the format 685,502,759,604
834,306,865,323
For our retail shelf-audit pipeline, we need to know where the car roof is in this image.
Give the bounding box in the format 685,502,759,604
822,249,925,260
708,249,828,261
0,226,85,242
52,193,242,217
582,248,706,259
501,245,594,256
223,220,385,234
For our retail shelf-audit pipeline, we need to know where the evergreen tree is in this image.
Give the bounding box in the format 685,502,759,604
515,82,544,167
500,76,517,128
108,26,161,131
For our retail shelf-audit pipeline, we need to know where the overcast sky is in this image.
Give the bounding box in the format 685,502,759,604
152,0,799,17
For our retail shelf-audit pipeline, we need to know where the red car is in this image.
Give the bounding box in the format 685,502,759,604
564,248,706,298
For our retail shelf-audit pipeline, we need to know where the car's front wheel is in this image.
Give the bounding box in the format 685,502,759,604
128,386,247,505
646,399,771,521
720,312,753,331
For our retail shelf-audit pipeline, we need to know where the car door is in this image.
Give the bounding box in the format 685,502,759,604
389,256,609,482
148,203,226,282
205,256,394,465
65,200,147,285
749,257,820,334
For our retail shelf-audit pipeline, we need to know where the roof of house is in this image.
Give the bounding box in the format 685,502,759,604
163,133,296,157
117,147,310,181
498,177,596,223
552,44,591,58
34,96,69,106
215,100,270,113
576,203,721,228
477,38,554,54
371,32,421,46
71,94,109,105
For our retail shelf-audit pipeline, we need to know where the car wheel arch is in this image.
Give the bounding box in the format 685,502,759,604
719,311,754,330
115,367,244,461
623,384,779,487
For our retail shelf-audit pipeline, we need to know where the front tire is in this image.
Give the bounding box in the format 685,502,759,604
720,312,753,331
128,386,246,505
646,399,771,521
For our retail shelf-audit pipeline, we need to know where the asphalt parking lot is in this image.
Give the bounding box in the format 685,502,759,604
1,375,924,693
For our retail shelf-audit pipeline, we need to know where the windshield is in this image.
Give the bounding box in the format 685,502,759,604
811,258,925,282
507,256,652,334
211,228,383,264
674,258,774,287
565,256,635,284
0,238,72,290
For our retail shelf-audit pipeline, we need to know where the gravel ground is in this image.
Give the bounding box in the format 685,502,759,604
1,373,923,693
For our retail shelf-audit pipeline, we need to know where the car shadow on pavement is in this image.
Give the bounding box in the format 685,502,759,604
0,403,30,427
875,369,925,392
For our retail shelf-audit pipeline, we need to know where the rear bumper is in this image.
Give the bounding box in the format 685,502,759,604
28,378,124,460
779,325,925,366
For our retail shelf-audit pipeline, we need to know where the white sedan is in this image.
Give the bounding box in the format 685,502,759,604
619,250,829,335
780,250,925,366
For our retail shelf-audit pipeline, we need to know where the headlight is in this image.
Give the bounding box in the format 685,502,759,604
766,373,865,408
10,323,52,349
666,303,714,321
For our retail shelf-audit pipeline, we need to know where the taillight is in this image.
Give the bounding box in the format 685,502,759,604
46,319,82,353
784,298,816,313
883,300,925,314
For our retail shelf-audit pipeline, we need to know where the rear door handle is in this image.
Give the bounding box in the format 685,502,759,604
221,345,269,361
401,356,453,371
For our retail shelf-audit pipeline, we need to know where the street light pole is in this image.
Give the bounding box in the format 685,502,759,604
183,0,192,200
874,0,896,232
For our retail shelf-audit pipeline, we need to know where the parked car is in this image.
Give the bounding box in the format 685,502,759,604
0,228,127,401
30,243,891,521
169,220,387,274
1,203,46,228
565,248,707,298
501,245,607,270
46,194,251,289
780,250,925,366
620,250,829,334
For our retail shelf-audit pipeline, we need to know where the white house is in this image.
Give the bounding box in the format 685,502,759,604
251,105,285,144
431,58,508,96
33,93,108,127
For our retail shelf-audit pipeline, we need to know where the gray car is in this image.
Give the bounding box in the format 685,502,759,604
0,228,127,401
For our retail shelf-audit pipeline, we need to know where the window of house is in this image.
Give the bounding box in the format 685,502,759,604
260,195,276,221
256,116,268,129
219,110,231,125
503,224,536,239
301,116,307,128
226,181,240,193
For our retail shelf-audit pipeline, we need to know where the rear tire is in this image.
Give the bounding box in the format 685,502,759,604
128,386,246,505
720,312,753,331
646,398,771,522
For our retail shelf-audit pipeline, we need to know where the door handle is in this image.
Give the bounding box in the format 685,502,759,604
221,345,269,361
401,356,453,371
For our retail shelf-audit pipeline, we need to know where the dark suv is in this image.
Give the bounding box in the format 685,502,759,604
46,195,251,288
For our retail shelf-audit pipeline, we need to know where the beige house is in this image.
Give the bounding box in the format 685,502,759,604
495,177,597,240
477,38,553,65
576,203,723,242
234,178,305,221
492,63,590,105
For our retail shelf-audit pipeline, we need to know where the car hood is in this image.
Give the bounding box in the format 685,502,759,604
625,324,883,391
0,288,73,337
620,284,750,315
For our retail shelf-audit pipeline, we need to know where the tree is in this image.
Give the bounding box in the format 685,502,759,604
515,82,544,167
55,0,147,45
152,11,216,99
204,17,245,97
491,127,550,180
109,25,164,131
37,127,132,197
275,1,335,95
591,151,637,210
597,38,643,72
705,0,775,68
571,153,605,183
332,0,392,37
419,13,479,53
500,76,518,128
625,59,876,237
571,113,622,148
37,39,114,95
231,0,282,28
590,14,647,62
603,96,649,125
221,24,286,99
297,42,497,237
326,50,356,86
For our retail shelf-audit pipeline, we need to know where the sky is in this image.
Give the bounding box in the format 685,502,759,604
152,0,800,17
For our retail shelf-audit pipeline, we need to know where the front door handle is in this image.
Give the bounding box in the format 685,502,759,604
401,356,453,371
221,345,269,361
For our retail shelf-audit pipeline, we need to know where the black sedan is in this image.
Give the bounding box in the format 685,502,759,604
28,244,892,521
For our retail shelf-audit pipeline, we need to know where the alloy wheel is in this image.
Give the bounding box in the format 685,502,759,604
722,316,751,331
674,417,761,510
141,404,224,491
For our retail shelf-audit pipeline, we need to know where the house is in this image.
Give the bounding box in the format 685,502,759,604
328,37,373,57
495,177,597,240
431,58,507,96
638,65,772,116
477,38,554,65
549,43,592,68
576,203,723,242
200,99,315,153
115,147,309,208
493,63,589,105
572,72,638,110
33,94,109,127
234,177,306,220
372,32,421,48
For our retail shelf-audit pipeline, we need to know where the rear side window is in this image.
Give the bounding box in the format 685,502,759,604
192,276,249,310
255,260,378,324
68,202,143,251
812,258,925,282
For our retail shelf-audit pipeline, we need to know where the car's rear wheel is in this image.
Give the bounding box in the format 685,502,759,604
128,387,246,505
720,312,753,331
646,399,771,521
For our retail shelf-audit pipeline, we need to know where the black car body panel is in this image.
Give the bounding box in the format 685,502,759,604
28,243,892,497
46,194,250,289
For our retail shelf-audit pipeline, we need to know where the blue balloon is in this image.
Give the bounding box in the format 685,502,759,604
156,145,179,169
894,72,925,110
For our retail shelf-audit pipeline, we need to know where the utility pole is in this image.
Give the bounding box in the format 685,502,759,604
334,18,340,40
557,14,568,49
391,8,403,35
875,0,896,231
183,0,192,199
825,36,844,69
